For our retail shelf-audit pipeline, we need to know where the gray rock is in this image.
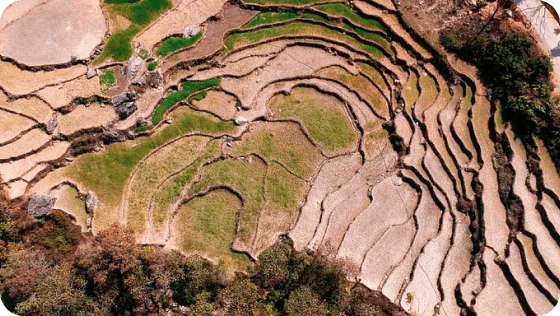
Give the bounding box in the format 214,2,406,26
112,91,136,107
86,217,92,227
131,76,147,86
183,25,200,39
115,102,137,119
125,55,144,80
28,194,56,218
85,191,97,214
45,115,58,135
86,68,98,79
234,116,248,126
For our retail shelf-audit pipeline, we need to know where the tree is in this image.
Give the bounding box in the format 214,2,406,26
284,286,329,316
220,279,263,316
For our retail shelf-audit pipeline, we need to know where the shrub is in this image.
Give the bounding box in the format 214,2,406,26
147,61,158,71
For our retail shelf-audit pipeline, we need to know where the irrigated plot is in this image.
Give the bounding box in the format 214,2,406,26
174,189,252,271
229,121,323,178
268,86,359,156
190,156,268,255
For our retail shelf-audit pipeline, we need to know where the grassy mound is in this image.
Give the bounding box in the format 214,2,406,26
268,87,358,153
176,190,252,270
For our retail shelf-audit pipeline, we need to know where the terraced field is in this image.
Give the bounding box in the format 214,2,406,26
2,0,560,314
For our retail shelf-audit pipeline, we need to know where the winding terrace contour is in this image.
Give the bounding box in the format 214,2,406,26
1,0,559,315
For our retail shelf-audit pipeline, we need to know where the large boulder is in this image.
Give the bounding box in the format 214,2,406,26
112,91,137,119
85,191,98,214
125,55,144,80
28,194,56,218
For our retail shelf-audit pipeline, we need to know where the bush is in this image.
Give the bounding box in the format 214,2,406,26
147,61,158,71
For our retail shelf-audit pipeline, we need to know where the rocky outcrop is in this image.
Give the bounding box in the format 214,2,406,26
85,191,98,214
28,194,56,218
45,115,58,135
234,116,248,125
86,68,99,79
112,91,137,119
125,55,144,80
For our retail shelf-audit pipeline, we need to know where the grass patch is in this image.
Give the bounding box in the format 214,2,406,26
96,0,172,63
152,78,220,125
269,87,358,152
242,12,298,29
231,123,323,177
418,73,438,106
240,11,388,49
317,66,389,117
188,91,207,103
176,190,252,271
192,158,267,243
96,24,142,62
265,163,307,212
357,62,390,94
152,140,220,229
314,3,386,31
224,21,384,58
112,0,172,25
156,32,203,56
126,136,206,235
147,61,158,71
99,69,116,94
64,108,236,230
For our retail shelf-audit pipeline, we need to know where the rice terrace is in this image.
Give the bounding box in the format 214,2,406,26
1,0,560,314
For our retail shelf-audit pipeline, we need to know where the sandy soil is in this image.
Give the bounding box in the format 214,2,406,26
37,75,102,109
0,61,86,96
0,0,106,66
58,104,118,135
289,153,362,251
192,90,238,120
0,91,53,123
474,251,525,316
161,3,256,72
0,110,35,144
0,129,51,160
0,141,69,182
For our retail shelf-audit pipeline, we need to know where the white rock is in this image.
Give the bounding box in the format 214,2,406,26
183,25,200,39
234,116,248,126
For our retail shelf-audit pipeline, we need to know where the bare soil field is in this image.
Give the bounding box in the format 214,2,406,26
4,0,560,314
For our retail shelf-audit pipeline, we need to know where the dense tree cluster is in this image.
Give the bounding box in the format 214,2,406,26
0,193,406,316
441,29,560,170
